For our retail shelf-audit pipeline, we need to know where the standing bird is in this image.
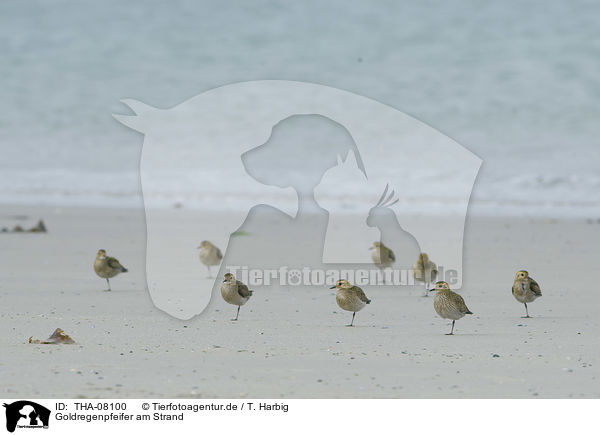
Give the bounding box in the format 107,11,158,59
370,241,395,284
367,185,420,283
330,279,371,326
94,249,128,291
430,281,472,335
512,270,542,318
412,252,438,296
221,273,253,321
197,240,223,278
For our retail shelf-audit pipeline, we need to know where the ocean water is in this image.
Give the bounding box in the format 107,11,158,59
1,0,599,216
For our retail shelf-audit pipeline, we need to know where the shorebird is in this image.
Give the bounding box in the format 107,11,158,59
330,279,371,326
412,253,438,296
94,249,128,291
29,219,47,233
197,240,223,278
221,273,253,321
367,184,420,284
512,270,542,318
370,241,395,283
430,281,472,335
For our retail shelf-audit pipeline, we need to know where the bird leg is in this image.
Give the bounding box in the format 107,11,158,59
104,278,111,292
232,306,240,321
446,320,455,335
206,266,213,279
347,312,356,327
522,303,531,318
422,280,429,297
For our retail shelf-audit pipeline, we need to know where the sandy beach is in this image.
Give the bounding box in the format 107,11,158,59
1,204,599,398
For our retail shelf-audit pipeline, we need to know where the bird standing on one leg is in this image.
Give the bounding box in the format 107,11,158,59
430,281,472,335
370,241,395,284
197,240,223,278
330,279,371,326
94,249,128,291
221,273,253,321
412,252,437,296
512,270,542,318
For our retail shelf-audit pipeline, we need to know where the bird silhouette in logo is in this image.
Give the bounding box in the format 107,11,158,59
3,401,50,433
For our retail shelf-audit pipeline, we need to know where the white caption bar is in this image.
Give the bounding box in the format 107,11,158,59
0,399,594,435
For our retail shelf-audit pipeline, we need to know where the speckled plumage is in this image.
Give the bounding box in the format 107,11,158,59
371,241,395,269
512,270,542,317
431,281,472,335
331,279,371,326
198,240,223,278
370,241,395,283
412,253,438,296
221,273,253,320
94,249,127,291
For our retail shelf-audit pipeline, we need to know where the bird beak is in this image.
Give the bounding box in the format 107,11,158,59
429,288,435,292
329,286,336,289
368,247,373,250
223,279,227,283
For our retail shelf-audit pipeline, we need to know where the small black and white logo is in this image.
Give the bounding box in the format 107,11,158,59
3,401,50,433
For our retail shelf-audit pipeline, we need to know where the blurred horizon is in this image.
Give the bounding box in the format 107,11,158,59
1,0,599,216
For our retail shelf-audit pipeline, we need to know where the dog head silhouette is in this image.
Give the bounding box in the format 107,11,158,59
3,401,50,433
